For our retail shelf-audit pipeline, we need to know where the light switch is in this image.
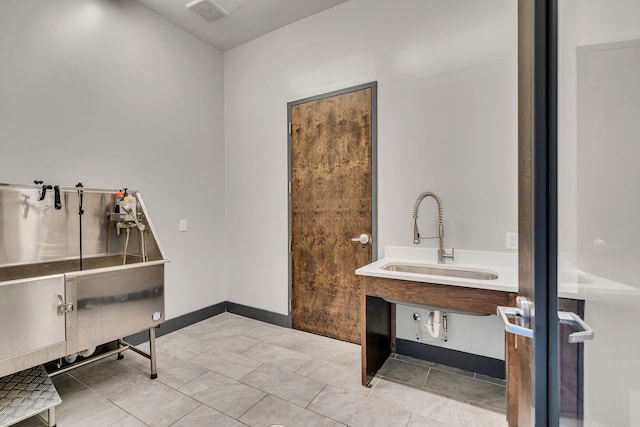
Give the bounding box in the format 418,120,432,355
179,219,187,232
506,232,518,250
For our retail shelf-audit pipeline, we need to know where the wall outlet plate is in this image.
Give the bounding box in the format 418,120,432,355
506,232,518,250
179,219,187,232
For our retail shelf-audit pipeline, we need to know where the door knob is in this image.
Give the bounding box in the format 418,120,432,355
351,234,371,245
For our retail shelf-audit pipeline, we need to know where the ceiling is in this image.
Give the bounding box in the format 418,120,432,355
135,0,349,51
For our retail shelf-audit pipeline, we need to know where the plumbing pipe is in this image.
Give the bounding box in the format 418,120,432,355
139,228,147,262
122,227,130,265
425,310,442,338
413,313,422,340
119,204,148,263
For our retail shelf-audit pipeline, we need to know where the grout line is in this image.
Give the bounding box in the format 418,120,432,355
405,413,416,427
175,368,210,391
235,393,270,420
306,383,329,408
366,375,381,397
473,377,507,387
304,383,328,409
271,390,348,427
422,367,431,388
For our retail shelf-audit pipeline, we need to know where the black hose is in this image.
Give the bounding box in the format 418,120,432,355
76,183,84,270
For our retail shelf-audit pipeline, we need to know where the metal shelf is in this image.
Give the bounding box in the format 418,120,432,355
0,365,60,427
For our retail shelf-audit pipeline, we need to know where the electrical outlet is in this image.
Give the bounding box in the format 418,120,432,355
506,232,518,250
179,219,187,232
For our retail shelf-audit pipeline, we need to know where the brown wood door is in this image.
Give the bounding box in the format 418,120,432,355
289,84,375,344
516,1,533,425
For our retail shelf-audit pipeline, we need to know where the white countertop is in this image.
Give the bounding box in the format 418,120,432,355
356,246,640,301
556,257,640,300
356,246,518,293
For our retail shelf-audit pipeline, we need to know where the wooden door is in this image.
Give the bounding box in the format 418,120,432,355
515,0,534,425
289,84,375,344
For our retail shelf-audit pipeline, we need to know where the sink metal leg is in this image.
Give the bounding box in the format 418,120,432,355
149,327,158,380
116,330,158,380
48,406,56,427
117,338,125,360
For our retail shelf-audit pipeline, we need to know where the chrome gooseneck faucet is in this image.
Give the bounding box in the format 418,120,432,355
412,192,454,264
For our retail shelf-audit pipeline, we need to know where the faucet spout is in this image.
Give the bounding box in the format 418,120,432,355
412,192,454,264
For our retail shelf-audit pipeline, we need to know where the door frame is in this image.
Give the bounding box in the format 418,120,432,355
286,81,378,329
519,0,560,424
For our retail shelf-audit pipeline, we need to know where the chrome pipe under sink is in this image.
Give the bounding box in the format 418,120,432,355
382,263,498,280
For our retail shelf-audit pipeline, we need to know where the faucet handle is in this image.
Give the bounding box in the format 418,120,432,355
443,248,455,261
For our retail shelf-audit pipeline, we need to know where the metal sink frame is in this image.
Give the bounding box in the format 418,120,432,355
0,184,167,379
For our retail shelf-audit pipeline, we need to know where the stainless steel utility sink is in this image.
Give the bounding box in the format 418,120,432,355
382,263,498,280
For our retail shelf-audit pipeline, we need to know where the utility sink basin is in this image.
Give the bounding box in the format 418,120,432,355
382,263,499,280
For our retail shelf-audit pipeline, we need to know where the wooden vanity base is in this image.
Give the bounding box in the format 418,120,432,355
360,276,515,423
361,275,584,427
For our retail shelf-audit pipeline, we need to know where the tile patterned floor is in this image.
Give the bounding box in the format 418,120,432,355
12,313,508,427
377,356,506,414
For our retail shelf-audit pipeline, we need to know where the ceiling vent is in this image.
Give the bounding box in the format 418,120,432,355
186,0,229,23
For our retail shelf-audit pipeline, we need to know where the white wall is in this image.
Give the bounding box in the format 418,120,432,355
224,0,518,358
0,0,227,319
558,1,640,425
558,0,640,263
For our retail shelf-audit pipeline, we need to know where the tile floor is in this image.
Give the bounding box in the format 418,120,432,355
377,355,506,414
14,313,508,427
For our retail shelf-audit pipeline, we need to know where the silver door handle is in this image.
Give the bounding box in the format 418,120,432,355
498,302,594,343
497,305,534,338
558,311,594,343
351,234,371,245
